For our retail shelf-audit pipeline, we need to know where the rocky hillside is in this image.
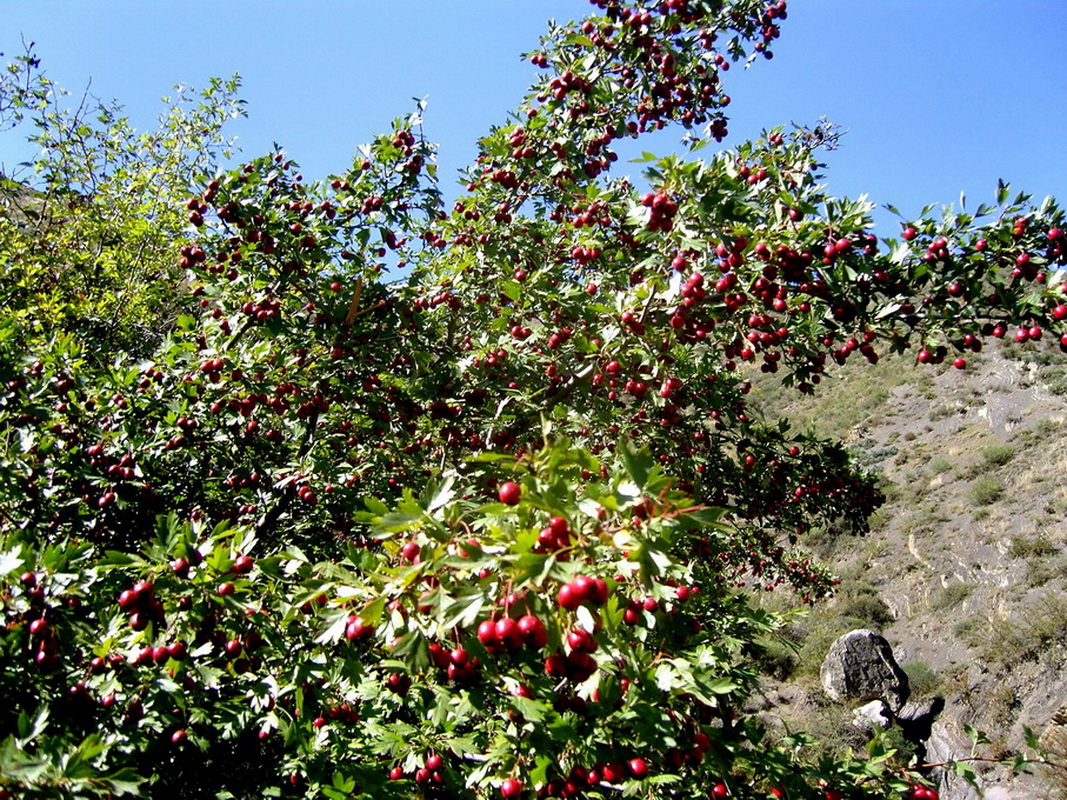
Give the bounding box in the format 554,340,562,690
746,338,1067,799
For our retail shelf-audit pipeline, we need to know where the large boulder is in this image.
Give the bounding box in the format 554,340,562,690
820,629,910,712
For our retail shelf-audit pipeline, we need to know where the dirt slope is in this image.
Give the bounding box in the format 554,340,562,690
747,340,1067,797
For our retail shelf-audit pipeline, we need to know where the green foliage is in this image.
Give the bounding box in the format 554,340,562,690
928,457,953,475
967,477,1004,506
980,443,1016,468
1,53,245,361
832,584,894,629
901,661,939,698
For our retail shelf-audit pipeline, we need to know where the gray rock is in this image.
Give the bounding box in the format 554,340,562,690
852,699,892,732
898,696,945,746
820,629,910,712
898,697,942,723
926,718,982,800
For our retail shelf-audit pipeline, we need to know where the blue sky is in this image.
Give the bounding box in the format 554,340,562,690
1,1,1064,231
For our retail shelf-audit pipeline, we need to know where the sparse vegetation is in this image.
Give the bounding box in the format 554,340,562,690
953,615,987,648
980,594,1067,666
901,660,939,697
1025,554,1067,587
931,581,975,611
929,457,953,474
981,443,1016,468
1010,532,1060,560
928,403,959,421
968,476,1004,506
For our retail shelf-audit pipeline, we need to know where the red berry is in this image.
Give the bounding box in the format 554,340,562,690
591,577,609,606
558,583,580,611
498,481,521,505
346,616,373,641
29,618,49,636
517,615,548,649
501,778,524,799
572,574,596,601
545,653,567,677
628,758,648,779
495,617,524,649
477,619,499,646
602,763,626,783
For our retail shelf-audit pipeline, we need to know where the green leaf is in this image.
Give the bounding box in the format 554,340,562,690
104,768,145,795
98,551,148,568
315,608,351,645
442,591,484,630
0,546,24,577
703,676,740,695
502,280,521,302
364,496,390,515
618,440,651,489
631,151,661,163
17,706,48,745
996,179,1009,205
422,473,456,514
332,771,356,792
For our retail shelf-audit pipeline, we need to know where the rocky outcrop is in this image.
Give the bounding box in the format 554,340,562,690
926,718,982,800
820,629,910,712
898,697,945,752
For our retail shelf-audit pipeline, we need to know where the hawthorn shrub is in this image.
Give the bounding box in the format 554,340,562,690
1,0,1065,798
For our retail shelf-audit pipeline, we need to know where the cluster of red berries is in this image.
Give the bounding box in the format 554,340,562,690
345,615,374,642
132,640,187,666
535,757,650,798
390,752,449,787
640,191,678,232
557,574,609,610
477,614,549,654
905,784,940,800
545,625,601,683
118,580,166,632
533,516,573,554
240,296,282,321
22,573,61,672
427,643,480,684
313,702,359,728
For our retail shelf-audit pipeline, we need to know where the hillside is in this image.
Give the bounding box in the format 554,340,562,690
747,339,1067,798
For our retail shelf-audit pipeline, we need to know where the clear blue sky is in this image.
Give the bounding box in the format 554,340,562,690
1,1,1064,231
